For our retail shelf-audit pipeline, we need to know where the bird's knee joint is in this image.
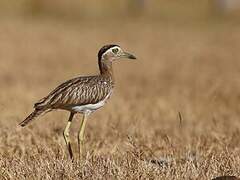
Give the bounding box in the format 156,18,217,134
78,135,84,142
63,131,69,138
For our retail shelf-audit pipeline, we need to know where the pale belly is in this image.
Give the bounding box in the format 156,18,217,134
70,91,112,114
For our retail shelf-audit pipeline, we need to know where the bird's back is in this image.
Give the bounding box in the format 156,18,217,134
35,75,114,111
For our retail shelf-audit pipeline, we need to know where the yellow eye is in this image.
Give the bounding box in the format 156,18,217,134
112,48,119,54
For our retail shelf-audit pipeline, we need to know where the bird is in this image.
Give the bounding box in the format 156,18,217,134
19,44,136,159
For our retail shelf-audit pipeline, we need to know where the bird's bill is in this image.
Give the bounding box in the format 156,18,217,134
120,52,137,59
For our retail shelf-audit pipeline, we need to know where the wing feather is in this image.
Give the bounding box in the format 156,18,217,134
34,75,113,110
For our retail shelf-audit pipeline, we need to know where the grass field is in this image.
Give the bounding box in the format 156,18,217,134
0,17,240,179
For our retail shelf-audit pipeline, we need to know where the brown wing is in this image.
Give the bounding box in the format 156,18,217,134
34,76,113,110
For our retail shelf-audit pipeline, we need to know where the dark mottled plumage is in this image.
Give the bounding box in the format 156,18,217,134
35,75,114,110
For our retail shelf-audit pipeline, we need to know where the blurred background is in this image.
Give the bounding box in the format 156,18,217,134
0,0,240,20
0,1,240,178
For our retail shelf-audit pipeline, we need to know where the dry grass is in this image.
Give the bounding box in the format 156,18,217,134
0,18,240,179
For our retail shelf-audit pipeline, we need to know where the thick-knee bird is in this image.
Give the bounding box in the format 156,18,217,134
19,44,136,159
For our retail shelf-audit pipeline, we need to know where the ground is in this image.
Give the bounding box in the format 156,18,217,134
0,18,240,179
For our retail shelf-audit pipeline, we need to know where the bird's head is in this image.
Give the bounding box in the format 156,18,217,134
98,44,136,62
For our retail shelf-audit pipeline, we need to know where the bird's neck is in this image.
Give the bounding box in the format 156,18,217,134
98,59,114,80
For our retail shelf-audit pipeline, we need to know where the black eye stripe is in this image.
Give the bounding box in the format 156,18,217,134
112,48,119,53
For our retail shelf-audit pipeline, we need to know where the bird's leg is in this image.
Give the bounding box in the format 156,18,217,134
78,112,89,160
63,112,75,160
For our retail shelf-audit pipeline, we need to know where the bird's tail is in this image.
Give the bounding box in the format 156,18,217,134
19,109,45,127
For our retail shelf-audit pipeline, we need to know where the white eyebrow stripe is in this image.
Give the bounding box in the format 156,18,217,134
102,46,121,57
108,47,120,52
